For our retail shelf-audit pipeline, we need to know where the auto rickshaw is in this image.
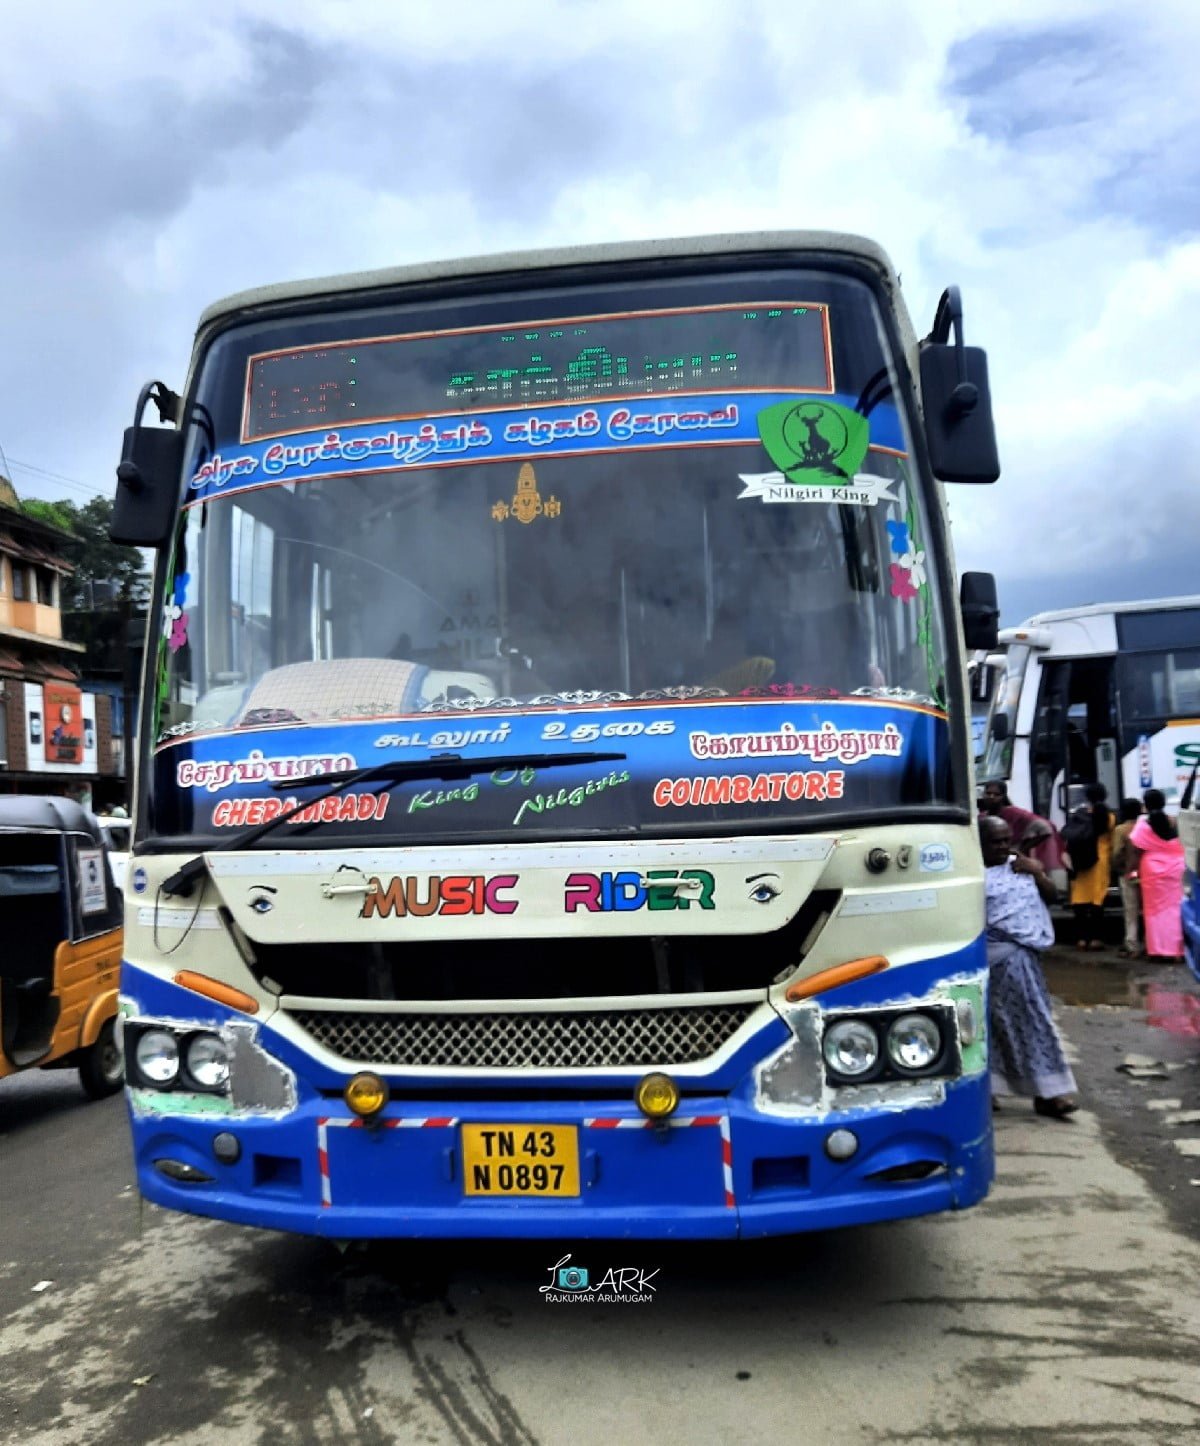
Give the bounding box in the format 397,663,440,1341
0,796,123,1097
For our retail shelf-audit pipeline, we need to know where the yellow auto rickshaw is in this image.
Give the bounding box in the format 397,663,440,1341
0,796,123,1097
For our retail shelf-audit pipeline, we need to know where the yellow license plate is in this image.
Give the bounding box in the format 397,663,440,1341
461,1124,580,1197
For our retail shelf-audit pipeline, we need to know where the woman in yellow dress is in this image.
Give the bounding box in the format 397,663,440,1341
1067,782,1116,950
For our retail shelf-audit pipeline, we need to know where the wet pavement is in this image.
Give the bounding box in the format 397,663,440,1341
1043,927,1200,1236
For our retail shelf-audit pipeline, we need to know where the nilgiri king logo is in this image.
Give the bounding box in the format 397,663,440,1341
758,399,870,486
739,399,896,505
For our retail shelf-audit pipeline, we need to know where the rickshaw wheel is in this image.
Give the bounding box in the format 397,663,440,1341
79,1018,124,1100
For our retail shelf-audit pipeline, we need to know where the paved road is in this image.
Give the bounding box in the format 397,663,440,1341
2,995,1199,1446
1044,949,1200,1234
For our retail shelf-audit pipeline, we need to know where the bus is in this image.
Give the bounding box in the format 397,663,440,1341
1181,802,1200,984
969,651,1002,761
110,232,1001,1240
978,597,1200,826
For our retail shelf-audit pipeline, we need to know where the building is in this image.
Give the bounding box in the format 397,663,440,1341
0,477,122,807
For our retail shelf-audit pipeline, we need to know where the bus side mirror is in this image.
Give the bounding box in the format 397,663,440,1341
960,571,999,650
990,713,1010,743
920,287,1000,484
110,381,184,548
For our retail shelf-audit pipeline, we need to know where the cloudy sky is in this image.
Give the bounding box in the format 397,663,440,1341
1,0,1195,622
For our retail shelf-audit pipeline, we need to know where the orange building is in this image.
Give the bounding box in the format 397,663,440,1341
0,477,118,802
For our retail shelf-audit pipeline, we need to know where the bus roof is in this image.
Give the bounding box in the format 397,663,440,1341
196,231,902,334
1017,595,1200,627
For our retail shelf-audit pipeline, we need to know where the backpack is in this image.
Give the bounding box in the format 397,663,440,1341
1061,806,1099,874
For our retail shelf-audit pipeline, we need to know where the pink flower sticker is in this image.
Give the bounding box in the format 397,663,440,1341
169,614,189,652
889,563,919,601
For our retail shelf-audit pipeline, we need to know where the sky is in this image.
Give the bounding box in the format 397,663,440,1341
0,0,1196,624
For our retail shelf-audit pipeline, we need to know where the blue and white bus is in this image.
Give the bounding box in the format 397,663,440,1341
979,597,1200,827
111,232,1001,1239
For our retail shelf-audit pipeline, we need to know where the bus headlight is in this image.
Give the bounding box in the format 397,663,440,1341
186,1035,231,1091
135,1029,180,1085
955,997,979,1046
822,1019,880,1078
886,1014,943,1072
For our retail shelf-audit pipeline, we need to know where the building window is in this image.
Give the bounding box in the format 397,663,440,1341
36,568,55,606
12,565,27,601
0,689,7,766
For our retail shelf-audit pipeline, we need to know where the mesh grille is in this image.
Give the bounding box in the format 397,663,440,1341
288,1003,757,1069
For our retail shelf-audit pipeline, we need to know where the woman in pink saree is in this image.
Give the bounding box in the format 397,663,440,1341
1126,789,1185,960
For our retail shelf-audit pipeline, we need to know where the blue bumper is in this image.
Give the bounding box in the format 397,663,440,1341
124,952,994,1240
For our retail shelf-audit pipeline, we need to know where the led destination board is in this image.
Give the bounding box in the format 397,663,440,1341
244,303,832,442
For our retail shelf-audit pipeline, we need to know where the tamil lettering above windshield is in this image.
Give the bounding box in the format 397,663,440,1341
150,269,954,844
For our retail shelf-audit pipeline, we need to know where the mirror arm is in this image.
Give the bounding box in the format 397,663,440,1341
925,286,978,417
117,381,178,497
146,380,181,425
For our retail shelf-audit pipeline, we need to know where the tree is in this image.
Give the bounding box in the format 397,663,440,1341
22,495,150,609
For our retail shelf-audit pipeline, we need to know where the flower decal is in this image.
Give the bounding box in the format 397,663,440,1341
887,514,925,601
163,571,190,653
897,548,927,588
889,562,920,601
886,520,911,556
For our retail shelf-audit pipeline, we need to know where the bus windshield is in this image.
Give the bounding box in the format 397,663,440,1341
150,268,955,844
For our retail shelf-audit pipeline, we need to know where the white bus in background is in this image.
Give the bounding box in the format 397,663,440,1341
968,650,1001,762
977,596,1200,825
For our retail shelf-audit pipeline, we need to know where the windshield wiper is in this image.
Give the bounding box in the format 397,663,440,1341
161,750,626,898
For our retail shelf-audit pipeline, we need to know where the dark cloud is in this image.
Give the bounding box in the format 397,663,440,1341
946,23,1111,141
999,555,1200,629
1092,155,1200,242
944,17,1200,240
0,22,332,245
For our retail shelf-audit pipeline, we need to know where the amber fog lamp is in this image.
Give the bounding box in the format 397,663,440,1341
634,1071,680,1120
344,1072,389,1118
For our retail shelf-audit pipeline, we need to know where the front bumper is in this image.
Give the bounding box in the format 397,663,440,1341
131,1087,994,1243
130,1075,992,1240
124,948,993,1240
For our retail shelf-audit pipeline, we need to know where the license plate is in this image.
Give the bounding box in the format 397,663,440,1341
461,1124,580,1197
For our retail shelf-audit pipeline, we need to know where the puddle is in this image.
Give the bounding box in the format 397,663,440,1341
1042,956,1142,1007
1042,954,1200,1039
1144,983,1200,1039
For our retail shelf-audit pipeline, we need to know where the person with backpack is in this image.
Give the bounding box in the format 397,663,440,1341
1064,781,1116,950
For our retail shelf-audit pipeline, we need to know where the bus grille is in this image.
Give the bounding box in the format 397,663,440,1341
287,1003,757,1070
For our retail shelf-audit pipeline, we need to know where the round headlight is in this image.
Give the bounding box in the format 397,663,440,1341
135,1028,180,1085
955,997,979,1046
186,1035,230,1090
887,1013,943,1072
822,1019,880,1078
